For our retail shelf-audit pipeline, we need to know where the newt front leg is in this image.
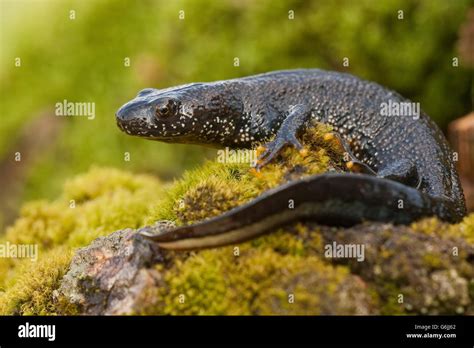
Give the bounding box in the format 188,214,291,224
255,104,311,169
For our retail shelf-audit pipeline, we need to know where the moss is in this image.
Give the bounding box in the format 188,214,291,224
0,167,164,312
377,282,406,315
4,201,76,249
422,253,444,270
411,214,474,244
0,248,76,315
317,223,474,314
62,166,163,203
0,124,473,315
146,122,344,225
154,233,374,315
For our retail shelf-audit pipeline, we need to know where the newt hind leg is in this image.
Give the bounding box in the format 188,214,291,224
326,132,422,188
255,109,421,190
317,131,422,189
377,159,422,188
255,108,379,175
323,132,376,175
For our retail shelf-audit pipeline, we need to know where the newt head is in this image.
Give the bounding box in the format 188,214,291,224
116,86,196,143
116,82,244,145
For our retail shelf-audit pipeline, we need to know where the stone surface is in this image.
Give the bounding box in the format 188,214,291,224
57,220,474,315
58,227,166,315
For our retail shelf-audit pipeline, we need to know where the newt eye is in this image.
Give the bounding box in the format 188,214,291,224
155,99,178,118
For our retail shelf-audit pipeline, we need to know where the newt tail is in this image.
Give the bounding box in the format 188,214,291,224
139,174,459,250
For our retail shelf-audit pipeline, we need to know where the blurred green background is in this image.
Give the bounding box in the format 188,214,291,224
0,0,472,230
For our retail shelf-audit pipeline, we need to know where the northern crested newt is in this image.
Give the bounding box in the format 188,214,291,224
116,69,466,250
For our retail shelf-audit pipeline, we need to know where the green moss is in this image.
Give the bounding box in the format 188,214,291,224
62,166,162,203
411,214,474,244
378,282,406,315
0,124,473,315
154,233,370,315
0,248,75,315
423,253,444,270
146,122,344,226
0,167,164,312
0,124,350,314
4,201,76,249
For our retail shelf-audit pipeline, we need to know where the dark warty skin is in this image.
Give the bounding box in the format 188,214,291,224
116,69,466,250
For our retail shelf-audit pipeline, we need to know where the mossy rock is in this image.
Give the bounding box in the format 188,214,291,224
0,124,473,315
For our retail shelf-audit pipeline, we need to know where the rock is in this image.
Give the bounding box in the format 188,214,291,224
55,219,474,315
1,127,473,315
317,223,474,314
58,227,166,315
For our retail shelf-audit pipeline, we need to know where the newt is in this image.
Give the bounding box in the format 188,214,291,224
116,69,466,250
